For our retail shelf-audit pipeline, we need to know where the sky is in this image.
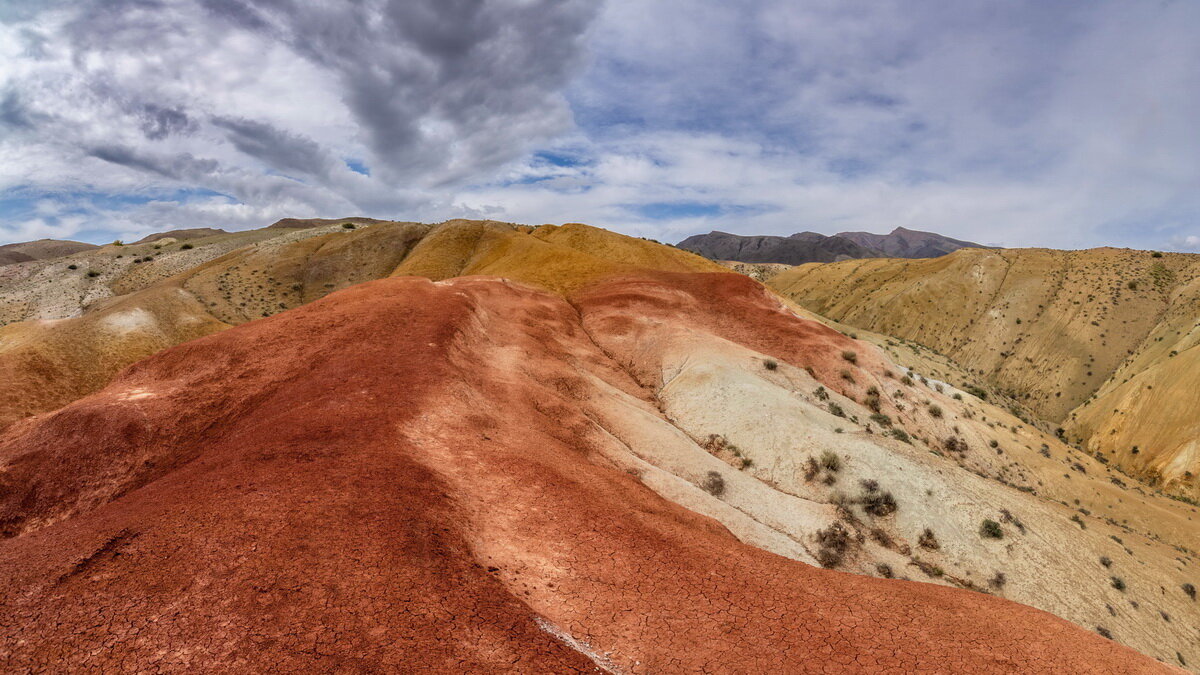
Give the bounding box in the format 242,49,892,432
1,0,1198,251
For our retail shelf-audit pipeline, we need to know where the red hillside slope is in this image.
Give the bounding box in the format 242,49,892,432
0,274,1172,672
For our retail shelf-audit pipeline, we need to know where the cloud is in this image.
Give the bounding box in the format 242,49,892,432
461,0,1200,250
1,0,1198,252
0,0,599,242
1171,235,1200,252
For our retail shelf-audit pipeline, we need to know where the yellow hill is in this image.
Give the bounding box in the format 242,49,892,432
769,247,1200,494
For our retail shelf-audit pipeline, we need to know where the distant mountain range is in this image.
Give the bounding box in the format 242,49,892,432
677,227,991,264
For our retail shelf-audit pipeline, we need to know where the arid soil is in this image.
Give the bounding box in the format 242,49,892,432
770,247,1200,496
0,274,1174,673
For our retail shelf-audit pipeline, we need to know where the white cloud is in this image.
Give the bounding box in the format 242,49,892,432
476,0,1200,250
2,0,1199,252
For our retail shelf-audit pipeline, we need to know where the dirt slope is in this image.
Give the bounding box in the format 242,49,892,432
0,238,97,266
769,248,1200,494
134,227,228,244
0,274,1176,672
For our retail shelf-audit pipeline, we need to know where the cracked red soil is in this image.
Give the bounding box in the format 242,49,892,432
0,274,1170,673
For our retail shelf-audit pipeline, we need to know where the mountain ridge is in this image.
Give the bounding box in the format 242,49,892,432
678,226,990,265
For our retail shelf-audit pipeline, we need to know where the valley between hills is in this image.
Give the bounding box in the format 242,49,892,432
0,219,1196,672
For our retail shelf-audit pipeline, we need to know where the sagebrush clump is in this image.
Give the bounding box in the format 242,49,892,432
979,519,1003,539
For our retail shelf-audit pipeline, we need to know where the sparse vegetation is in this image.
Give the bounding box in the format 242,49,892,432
841,350,857,364
700,471,725,497
1110,576,1125,592
860,490,897,517
912,559,944,578
889,428,911,444
1183,582,1196,600
943,436,968,453
827,402,845,418
86,270,100,278
1099,556,1112,568
67,264,77,270
989,572,1007,589
820,451,841,472
875,563,893,578
963,385,987,400
342,222,357,229
979,519,1003,539
815,522,853,568
869,413,892,427
763,358,778,370
927,404,943,418
918,528,940,550
181,243,194,250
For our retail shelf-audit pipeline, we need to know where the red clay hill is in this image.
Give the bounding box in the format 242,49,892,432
0,272,1174,672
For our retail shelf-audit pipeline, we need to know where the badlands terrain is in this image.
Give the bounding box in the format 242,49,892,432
0,219,1196,671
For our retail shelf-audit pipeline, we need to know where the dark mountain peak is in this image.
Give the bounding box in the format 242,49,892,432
678,226,989,265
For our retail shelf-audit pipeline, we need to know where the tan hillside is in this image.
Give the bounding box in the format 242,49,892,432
0,239,97,266
769,248,1200,494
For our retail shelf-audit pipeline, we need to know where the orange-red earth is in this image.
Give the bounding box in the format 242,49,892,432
0,274,1171,673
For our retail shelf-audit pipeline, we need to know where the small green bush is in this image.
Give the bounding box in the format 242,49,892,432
763,358,778,370
979,519,1003,539
819,451,841,472
181,243,194,250
342,222,356,229
1110,576,1126,592
841,350,857,364
964,385,988,400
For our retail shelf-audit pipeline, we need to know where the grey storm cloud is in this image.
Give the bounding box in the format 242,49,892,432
210,116,332,177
